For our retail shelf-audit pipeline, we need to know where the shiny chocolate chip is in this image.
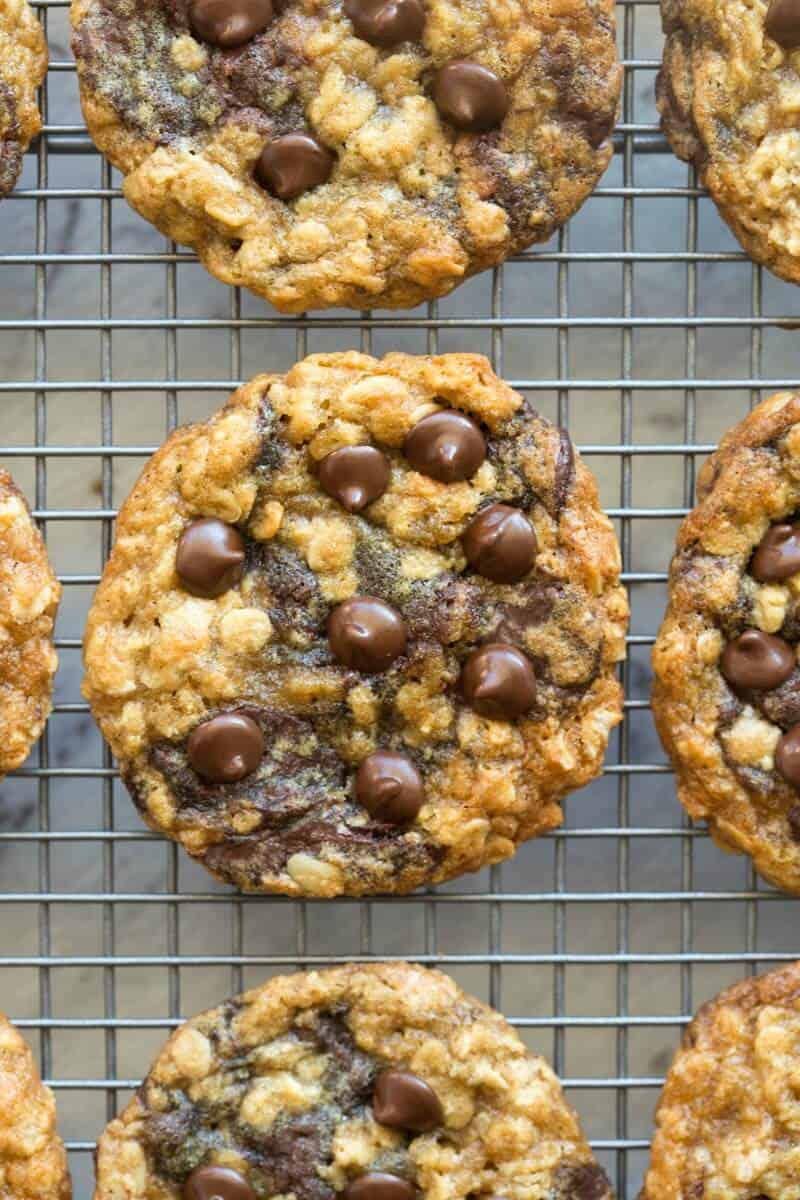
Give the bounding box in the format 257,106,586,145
187,714,264,783
750,522,800,581
328,596,407,673
184,1166,257,1200
431,60,509,131
344,1174,415,1200
765,0,800,47
777,724,800,789
463,504,537,583
189,0,274,47
355,753,424,824
720,629,795,693
461,642,537,720
255,134,335,201
404,410,486,483
373,1069,443,1131
176,518,246,598
344,0,425,45
318,445,391,512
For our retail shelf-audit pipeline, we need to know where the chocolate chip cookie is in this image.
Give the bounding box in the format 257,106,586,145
70,0,620,313
0,469,60,780
93,962,613,1200
658,0,800,283
651,391,800,894
0,1012,71,1200
640,961,800,1200
0,0,47,198
82,351,627,898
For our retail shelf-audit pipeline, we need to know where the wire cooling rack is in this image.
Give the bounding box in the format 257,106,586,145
3,2,800,1197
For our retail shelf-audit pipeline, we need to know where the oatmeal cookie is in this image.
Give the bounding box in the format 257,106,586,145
82,351,627,898
640,961,800,1200
0,469,60,779
70,0,620,313
0,0,47,199
0,1011,71,1200
94,961,613,1200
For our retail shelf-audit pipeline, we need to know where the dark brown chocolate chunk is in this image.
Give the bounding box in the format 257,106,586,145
328,596,407,673
750,522,800,581
431,61,510,132
556,1163,611,1200
404,410,486,483
461,642,537,719
355,753,424,824
187,713,264,783
720,630,795,693
318,445,391,513
373,1069,443,1131
344,1175,415,1200
344,0,425,46
765,0,800,46
255,134,335,201
777,725,800,789
189,0,274,47
175,518,246,598
788,804,800,841
463,504,537,583
184,1166,257,1200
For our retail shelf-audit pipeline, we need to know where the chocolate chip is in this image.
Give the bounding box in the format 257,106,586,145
188,0,274,47
788,804,800,841
373,1069,443,1131
777,725,800,789
431,61,509,131
184,1166,257,1200
558,1164,611,1200
765,0,800,46
461,642,537,719
344,0,425,46
175,518,246,598
404,410,486,483
344,1175,416,1200
255,134,335,201
355,753,424,824
187,714,264,783
318,445,391,513
720,630,796,693
328,596,407,673
463,504,537,583
750,522,800,582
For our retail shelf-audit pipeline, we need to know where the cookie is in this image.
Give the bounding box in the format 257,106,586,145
70,0,621,313
650,392,800,894
640,961,800,1200
657,0,800,283
0,1011,71,1200
93,961,613,1200
0,0,47,199
0,469,60,780
82,351,627,898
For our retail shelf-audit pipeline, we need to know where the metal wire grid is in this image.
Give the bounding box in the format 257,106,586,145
3,2,800,1198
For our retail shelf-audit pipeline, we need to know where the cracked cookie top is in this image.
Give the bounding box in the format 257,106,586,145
0,469,60,780
93,962,613,1200
0,0,47,198
69,0,620,312
82,351,627,898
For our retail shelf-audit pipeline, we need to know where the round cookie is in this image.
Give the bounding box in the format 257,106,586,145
641,962,800,1200
0,1011,71,1200
82,351,627,898
0,469,60,780
658,0,800,284
69,0,621,313
93,962,613,1200
651,391,800,894
0,0,47,199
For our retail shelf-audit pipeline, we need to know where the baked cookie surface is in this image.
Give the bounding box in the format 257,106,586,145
0,0,47,199
94,962,613,1200
652,392,800,894
70,0,620,313
641,962,800,1200
0,1011,71,1200
658,0,800,283
83,351,627,898
0,469,60,780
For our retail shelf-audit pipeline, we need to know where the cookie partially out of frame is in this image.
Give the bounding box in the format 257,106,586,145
0,0,47,199
0,469,60,779
641,962,800,1200
652,391,800,894
94,962,613,1200
70,0,620,313
83,351,627,898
